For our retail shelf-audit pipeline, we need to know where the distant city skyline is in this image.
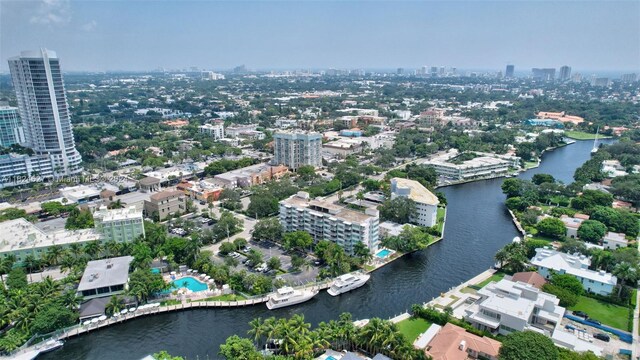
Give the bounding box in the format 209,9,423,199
1,1,639,72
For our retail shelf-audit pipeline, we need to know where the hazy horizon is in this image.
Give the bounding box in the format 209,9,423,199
1,1,639,73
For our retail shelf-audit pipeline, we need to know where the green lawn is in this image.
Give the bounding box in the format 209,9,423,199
460,286,477,294
475,273,506,288
524,160,539,169
437,207,446,233
569,296,631,330
199,294,247,302
397,317,432,343
565,131,612,140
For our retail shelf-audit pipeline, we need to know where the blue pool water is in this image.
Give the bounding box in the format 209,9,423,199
375,249,392,258
326,357,337,360
170,277,208,292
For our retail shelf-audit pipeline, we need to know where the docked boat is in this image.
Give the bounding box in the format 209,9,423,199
266,286,318,310
37,339,64,354
327,272,370,296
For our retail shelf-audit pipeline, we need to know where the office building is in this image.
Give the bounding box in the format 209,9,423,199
464,278,565,337
77,256,133,300
273,131,322,170
559,66,571,81
531,68,556,81
144,189,186,221
0,217,101,263
531,248,617,296
198,120,225,140
8,49,82,177
0,106,24,147
93,206,145,243
621,73,637,83
279,191,379,254
505,65,515,78
390,178,439,227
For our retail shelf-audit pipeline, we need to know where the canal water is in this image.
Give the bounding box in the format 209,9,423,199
45,139,609,360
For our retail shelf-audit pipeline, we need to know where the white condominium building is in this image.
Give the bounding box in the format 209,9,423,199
426,156,511,181
8,49,82,177
199,120,225,140
390,177,439,227
93,206,145,243
273,131,322,170
279,191,379,254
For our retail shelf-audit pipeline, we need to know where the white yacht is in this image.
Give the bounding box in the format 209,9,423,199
327,272,370,296
37,339,64,354
266,286,318,310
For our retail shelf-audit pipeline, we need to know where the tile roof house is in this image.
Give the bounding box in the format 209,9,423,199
559,214,589,238
510,271,548,289
424,323,501,360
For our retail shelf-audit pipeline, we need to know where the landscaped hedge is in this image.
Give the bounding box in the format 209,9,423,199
411,305,495,339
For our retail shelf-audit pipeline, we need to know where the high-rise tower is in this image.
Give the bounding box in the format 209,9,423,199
8,49,82,176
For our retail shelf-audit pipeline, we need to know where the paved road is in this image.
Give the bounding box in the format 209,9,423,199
196,201,256,254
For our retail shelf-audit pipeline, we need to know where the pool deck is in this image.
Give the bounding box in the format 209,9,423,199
365,206,447,274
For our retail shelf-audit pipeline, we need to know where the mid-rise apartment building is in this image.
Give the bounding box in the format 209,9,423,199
0,218,101,263
390,177,439,227
198,120,225,140
93,206,145,243
143,189,186,221
273,131,322,170
426,156,511,181
279,191,379,254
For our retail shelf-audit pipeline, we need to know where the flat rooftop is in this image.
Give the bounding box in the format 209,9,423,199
0,218,101,253
281,193,376,224
94,206,142,222
77,256,133,291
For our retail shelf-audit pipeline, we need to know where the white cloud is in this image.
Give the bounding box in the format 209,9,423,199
82,20,97,31
29,0,71,25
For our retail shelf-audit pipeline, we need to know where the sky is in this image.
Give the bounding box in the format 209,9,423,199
1,0,639,72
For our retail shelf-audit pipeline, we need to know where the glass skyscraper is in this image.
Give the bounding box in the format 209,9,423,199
0,106,24,147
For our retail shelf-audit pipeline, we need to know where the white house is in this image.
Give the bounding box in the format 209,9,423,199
602,232,628,250
464,279,565,337
531,248,617,296
390,178,439,227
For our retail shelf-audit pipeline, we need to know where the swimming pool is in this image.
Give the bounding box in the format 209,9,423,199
326,356,338,360
170,276,208,292
375,249,392,258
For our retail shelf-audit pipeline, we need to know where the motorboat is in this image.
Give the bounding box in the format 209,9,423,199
327,272,370,296
37,339,64,354
266,286,318,310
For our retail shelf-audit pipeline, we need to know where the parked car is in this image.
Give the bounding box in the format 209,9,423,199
564,324,576,331
230,252,240,259
572,311,588,318
593,333,610,342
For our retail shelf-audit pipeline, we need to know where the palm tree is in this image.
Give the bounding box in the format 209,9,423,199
0,255,15,282
36,276,61,298
83,241,103,260
60,289,84,310
23,255,39,282
104,240,122,258
105,295,124,316
248,317,265,347
494,248,508,268
613,262,639,298
59,254,77,274
68,243,83,259
45,245,65,266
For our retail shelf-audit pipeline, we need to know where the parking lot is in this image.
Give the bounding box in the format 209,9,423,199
210,239,321,285
560,317,631,358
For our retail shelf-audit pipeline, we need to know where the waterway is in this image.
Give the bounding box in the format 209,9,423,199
45,139,612,360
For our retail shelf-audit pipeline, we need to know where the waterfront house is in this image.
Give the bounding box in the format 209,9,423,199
422,323,502,360
464,279,565,337
77,256,133,300
510,271,548,289
530,248,617,296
